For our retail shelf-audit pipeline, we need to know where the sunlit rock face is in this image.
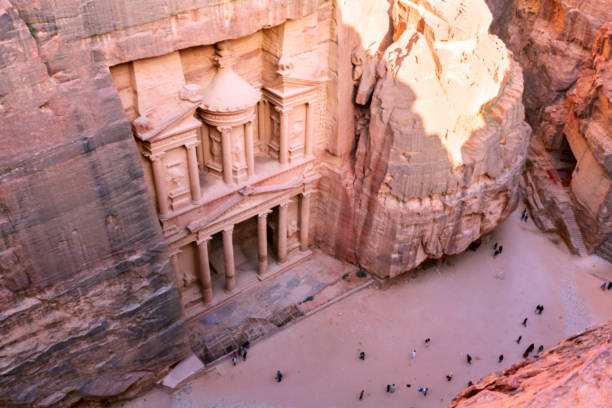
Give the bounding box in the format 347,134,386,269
326,0,531,279
492,0,612,260
449,321,612,408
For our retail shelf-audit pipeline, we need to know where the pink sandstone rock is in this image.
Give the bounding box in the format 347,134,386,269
450,321,612,408
493,0,612,260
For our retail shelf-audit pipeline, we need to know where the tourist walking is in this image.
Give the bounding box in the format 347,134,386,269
516,335,522,344
232,351,237,366
425,338,431,347
601,282,607,291
498,354,504,363
276,370,283,382
390,384,396,393
386,384,391,393
467,354,472,364
359,390,364,400
359,351,365,360
538,345,544,353
412,349,416,359
522,318,528,326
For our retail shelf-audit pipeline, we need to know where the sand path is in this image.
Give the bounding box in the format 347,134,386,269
121,208,612,408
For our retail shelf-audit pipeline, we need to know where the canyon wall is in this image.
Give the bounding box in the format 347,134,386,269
0,1,326,406
492,0,612,260
450,320,612,408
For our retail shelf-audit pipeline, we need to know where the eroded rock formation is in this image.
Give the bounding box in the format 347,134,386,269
318,0,531,278
493,0,612,260
450,321,612,408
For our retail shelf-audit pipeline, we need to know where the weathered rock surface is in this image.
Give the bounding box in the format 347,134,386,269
317,0,531,278
449,320,612,408
0,0,325,406
493,0,612,260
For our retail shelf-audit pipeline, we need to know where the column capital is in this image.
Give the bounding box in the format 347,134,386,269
147,152,166,162
279,200,292,208
274,105,292,114
185,141,199,150
168,248,182,257
196,235,212,245
258,209,273,218
223,225,234,233
217,125,233,134
301,189,315,198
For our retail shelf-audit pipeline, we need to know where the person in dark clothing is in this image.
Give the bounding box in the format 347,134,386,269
522,318,528,326
494,249,500,257
538,345,544,353
425,338,431,347
498,354,504,363
359,390,364,400
386,384,391,393
468,381,473,387
359,351,365,360
526,344,534,353
499,246,503,254
406,384,411,388
276,370,283,382
467,354,472,364
608,282,612,290
494,242,498,250
516,335,522,343
242,349,247,361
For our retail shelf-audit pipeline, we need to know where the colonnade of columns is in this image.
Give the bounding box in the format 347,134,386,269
181,191,312,306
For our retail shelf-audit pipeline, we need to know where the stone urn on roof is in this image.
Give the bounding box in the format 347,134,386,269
198,41,261,184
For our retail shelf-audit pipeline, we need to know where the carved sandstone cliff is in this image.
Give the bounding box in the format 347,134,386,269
0,1,325,406
449,320,612,408
493,1,612,260
318,0,531,278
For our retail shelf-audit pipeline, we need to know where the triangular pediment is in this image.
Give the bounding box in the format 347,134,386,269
135,103,201,142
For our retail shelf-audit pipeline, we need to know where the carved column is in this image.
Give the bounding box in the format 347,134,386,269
150,152,170,218
219,126,233,184
169,249,185,316
222,226,236,292
257,211,271,276
278,201,289,262
300,192,312,251
277,106,290,165
305,102,314,157
196,236,213,303
185,143,201,202
244,119,255,178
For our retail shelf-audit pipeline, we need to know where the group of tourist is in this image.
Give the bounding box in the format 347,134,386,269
350,299,549,402
600,281,612,291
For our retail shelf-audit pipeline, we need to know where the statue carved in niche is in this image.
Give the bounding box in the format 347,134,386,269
232,136,244,165
167,163,186,191
211,132,222,160
290,118,305,148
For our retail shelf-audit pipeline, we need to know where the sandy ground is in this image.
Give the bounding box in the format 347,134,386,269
121,208,612,408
